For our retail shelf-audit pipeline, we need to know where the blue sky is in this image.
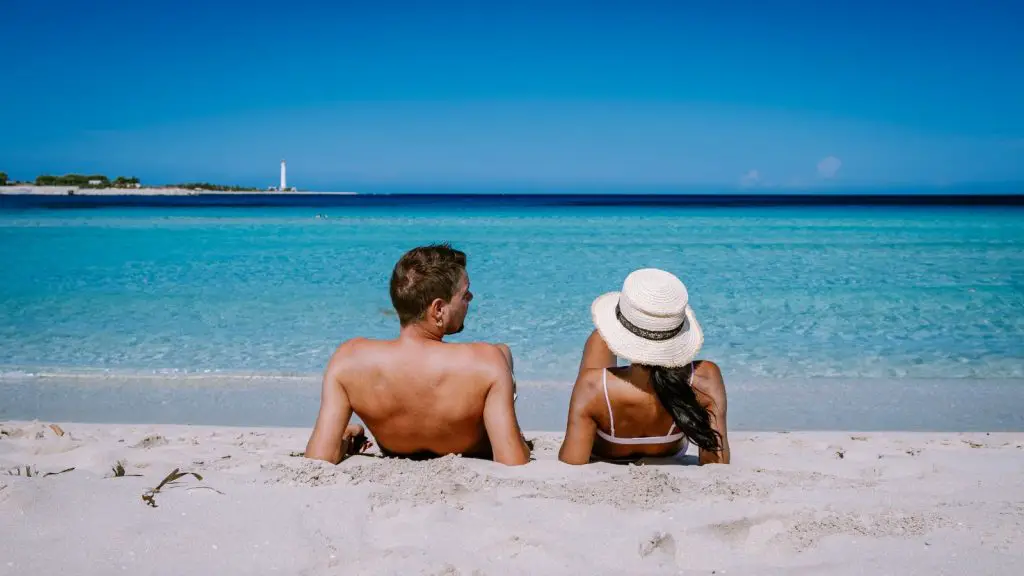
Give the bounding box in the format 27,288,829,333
1,0,1022,191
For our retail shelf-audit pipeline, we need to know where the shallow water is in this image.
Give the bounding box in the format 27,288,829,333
2,199,1023,428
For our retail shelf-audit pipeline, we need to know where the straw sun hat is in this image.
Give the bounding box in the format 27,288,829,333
591,268,703,367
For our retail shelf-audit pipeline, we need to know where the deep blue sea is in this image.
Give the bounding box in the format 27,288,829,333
2,194,1023,430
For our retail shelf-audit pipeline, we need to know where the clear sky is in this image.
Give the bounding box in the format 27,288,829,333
1,0,1022,191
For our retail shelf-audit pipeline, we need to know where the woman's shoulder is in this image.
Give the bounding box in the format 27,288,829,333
573,366,608,392
691,360,726,401
694,359,723,379
568,367,609,411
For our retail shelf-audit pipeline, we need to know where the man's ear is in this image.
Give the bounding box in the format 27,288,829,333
428,298,446,325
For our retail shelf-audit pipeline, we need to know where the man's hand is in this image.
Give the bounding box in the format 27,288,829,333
341,423,372,457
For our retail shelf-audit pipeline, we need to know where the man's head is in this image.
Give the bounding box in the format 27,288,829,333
389,243,472,334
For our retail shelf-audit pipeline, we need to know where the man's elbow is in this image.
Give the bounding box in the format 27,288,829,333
304,452,339,465
303,441,342,465
494,445,531,466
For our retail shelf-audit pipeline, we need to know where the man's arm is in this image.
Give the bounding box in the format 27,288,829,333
482,348,530,466
305,360,356,465
558,373,599,465
693,361,730,465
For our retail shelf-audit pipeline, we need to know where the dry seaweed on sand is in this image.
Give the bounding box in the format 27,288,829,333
6,465,37,477
6,465,75,477
141,468,222,508
110,461,142,478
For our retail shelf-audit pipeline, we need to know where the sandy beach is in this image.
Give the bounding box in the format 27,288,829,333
1,421,1021,575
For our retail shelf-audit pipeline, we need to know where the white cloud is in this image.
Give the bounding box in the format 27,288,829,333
817,156,842,179
739,169,760,187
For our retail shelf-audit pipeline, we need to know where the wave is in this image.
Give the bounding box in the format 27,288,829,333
0,365,573,388
0,366,319,382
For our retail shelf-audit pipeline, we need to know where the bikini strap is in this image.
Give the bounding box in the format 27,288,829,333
602,369,616,437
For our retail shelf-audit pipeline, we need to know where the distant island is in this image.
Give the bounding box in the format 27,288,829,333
0,171,290,195
15,173,261,192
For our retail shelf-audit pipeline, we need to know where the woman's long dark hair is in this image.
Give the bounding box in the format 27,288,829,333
646,363,721,452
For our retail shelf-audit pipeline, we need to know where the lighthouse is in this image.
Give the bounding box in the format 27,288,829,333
280,160,287,191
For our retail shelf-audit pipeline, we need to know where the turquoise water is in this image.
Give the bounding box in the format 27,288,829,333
2,202,1023,429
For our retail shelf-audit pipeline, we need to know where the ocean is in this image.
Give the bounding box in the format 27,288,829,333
2,194,1023,431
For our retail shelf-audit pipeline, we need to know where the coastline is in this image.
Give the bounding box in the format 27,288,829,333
3,371,1023,432
2,185,1023,203
1,420,1022,574
0,185,359,196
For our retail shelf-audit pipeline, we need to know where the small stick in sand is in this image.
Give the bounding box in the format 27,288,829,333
48,424,65,437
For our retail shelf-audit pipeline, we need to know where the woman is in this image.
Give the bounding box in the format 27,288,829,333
558,268,730,465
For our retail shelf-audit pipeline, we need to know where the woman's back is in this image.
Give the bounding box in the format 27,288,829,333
591,365,690,461
574,360,729,463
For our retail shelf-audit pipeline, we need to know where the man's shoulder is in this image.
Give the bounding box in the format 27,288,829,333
331,338,506,375
335,336,376,350
327,337,388,369
446,340,504,355
447,341,508,367
430,342,509,386
332,336,372,357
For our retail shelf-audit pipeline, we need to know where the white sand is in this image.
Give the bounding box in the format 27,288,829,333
1,422,1022,575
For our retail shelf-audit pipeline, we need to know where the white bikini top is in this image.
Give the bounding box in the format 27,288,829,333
595,365,690,446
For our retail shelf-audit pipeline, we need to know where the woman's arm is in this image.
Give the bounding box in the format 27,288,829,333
577,329,617,376
558,372,599,464
559,332,609,463
692,360,730,465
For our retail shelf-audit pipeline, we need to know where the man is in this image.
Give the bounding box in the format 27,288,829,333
305,243,530,466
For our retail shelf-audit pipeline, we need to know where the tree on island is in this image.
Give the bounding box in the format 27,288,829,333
35,174,111,188
28,172,258,191
169,182,260,192
0,172,7,186
113,176,141,188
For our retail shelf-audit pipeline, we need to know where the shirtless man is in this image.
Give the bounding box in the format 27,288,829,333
305,243,531,466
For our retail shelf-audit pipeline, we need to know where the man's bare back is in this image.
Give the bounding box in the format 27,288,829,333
304,244,531,466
